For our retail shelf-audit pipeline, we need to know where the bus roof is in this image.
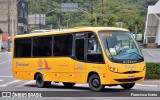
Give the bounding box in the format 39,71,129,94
14,27,129,39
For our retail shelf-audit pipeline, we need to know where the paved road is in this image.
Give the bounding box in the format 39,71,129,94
142,49,160,62
0,52,160,99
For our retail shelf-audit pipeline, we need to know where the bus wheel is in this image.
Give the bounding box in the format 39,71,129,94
89,74,104,92
120,83,135,89
36,74,51,88
63,82,75,87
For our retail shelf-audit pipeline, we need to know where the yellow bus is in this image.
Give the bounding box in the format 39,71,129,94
12,27,146,91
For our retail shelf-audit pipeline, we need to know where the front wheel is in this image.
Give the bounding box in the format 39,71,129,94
36,74,51,88
120,83,135,89
88,74,105,92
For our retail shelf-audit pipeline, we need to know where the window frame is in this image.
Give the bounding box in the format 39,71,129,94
32,36,53,57
14,31,105,64
14,34,74,58
14,37,32,58
86,32,105,64
73,31,105,64
53,34,74,57
18,9,23,18
75,37,85,61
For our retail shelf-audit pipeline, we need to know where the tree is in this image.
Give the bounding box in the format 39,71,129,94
27,0,159,31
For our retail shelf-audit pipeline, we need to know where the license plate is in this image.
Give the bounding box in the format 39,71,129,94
128,75,135,79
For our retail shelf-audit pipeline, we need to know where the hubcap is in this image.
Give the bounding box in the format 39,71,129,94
92,79,100,88
37,76,42,84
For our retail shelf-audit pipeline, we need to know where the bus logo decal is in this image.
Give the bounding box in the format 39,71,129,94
37,59,51,70
16,62,29,67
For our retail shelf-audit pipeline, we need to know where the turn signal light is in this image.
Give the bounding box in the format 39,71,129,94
143,66,146,70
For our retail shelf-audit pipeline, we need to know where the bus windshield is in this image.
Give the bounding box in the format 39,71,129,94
99,30,143,63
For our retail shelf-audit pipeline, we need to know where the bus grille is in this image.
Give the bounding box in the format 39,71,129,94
114,77,143,82
121,71,140,74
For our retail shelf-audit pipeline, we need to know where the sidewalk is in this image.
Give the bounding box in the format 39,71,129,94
0,50,8,53
139,79,160,86
145,79,160,82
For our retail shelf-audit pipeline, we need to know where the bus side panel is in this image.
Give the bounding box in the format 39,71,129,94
86,63,107,84
48,57,75,82
12,71,34,80
12,57,75,82
12,58,37,80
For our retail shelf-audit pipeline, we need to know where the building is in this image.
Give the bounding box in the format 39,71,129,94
0,0,28,49
0,0,28,35
28,14,46,32
17,0,28,34
144,0,160,47
0,28,3,51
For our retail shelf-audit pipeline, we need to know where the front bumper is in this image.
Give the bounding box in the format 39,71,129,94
100,70,145,85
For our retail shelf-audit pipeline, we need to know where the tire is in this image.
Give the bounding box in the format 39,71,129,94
88,74,105,92
36,74,51,88
63,82,75,87
120,83,135,89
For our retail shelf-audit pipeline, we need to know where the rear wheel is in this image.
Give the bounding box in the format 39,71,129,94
120,83,135,89
36,74,51,88
88,74,104,92
63,82,75,87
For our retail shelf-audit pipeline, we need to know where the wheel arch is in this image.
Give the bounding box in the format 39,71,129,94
87,71,99,82
34,72,41,80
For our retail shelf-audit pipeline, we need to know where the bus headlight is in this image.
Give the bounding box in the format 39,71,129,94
115,68,118,72
109,67,118,72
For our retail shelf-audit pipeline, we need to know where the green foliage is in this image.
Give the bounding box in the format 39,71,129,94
28,0,159,33
146,63,160,79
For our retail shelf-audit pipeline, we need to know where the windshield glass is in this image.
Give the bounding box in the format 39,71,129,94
99,30,143,62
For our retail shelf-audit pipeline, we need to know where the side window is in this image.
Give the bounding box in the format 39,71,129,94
88,39,101,54
87,33,104,63
75,39,85,61
14,38,31,57
33,36,52,57
53,34,73,56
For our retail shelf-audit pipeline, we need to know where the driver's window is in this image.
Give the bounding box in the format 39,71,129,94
88,39,101,54
87,32,104,63
130,40,136,49
122,40,130,49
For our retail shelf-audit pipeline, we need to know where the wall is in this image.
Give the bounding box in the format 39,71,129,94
0,34,2,51
156,21,160,45
0,0,18,34
17,0,28,34
144,0,160,46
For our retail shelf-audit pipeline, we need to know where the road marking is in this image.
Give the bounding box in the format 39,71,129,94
0,52,11,55
0,60,11,65
16,81,35,87
144,49,154,57
16,82,88,88
53,83,88,87
142,80,160,82
75,84,88,87
0,76,13,78
0,80,21,87
136,83,158,87
0,79,3,82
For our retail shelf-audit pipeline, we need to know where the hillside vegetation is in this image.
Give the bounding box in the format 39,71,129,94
28,0,158,33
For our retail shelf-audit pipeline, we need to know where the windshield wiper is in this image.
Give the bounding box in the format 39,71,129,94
105,39,114,60
128,52,143,58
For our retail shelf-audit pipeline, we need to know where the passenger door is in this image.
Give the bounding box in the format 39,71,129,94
74,33,87,83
